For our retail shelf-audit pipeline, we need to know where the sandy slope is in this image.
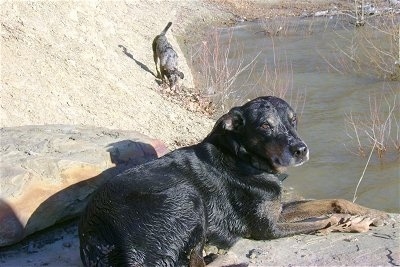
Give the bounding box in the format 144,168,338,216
1,0,232,148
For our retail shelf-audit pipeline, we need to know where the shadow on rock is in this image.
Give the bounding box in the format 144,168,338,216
0,140,165,247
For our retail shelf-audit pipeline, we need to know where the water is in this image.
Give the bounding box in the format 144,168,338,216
196,17,400,212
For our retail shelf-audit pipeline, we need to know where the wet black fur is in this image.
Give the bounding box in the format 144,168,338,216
152,22,184,88
79,96,310,266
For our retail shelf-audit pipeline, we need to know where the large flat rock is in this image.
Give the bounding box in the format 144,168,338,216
0,215,398,266
228,214,400,266
0,125,168,247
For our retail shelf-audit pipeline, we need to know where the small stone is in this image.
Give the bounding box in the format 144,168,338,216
247,248,263,259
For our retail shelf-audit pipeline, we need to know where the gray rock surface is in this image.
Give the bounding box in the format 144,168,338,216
0,125,168,247
229,214,400,266
0,215,398,266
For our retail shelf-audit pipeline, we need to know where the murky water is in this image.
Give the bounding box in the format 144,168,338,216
194,17,400,212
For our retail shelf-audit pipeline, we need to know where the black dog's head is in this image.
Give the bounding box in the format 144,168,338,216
207,96,309,174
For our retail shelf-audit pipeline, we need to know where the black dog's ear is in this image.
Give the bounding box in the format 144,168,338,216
219,108,245,132
206,108,245,143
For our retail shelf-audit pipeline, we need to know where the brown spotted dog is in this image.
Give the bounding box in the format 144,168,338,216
152,22,184,89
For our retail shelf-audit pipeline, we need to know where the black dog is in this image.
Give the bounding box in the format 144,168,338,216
79,96,388,266
152,22,184,89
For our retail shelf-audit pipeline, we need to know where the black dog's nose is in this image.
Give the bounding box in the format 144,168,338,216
292,143,308,158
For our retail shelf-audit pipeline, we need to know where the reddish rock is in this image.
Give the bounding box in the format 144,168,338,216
0,125,168,246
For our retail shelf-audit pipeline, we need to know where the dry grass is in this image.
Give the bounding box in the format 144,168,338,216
190,28,306,114
344,91,399,158
256,39,307,116
325,9,400,80
190,28,261,112
346,90,399,202
352,138,376,203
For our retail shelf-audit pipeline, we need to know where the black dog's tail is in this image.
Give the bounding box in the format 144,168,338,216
160,22,172,35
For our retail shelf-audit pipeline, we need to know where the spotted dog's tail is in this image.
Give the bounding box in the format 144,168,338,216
160,22,172,36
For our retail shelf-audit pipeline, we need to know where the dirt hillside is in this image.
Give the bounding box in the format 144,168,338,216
1,0,234,148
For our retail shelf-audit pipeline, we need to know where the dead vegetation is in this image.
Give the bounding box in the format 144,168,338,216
326,14,400,80
188,27,306,116
156,84,216,116
344,91,399,159
189,28,261,113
